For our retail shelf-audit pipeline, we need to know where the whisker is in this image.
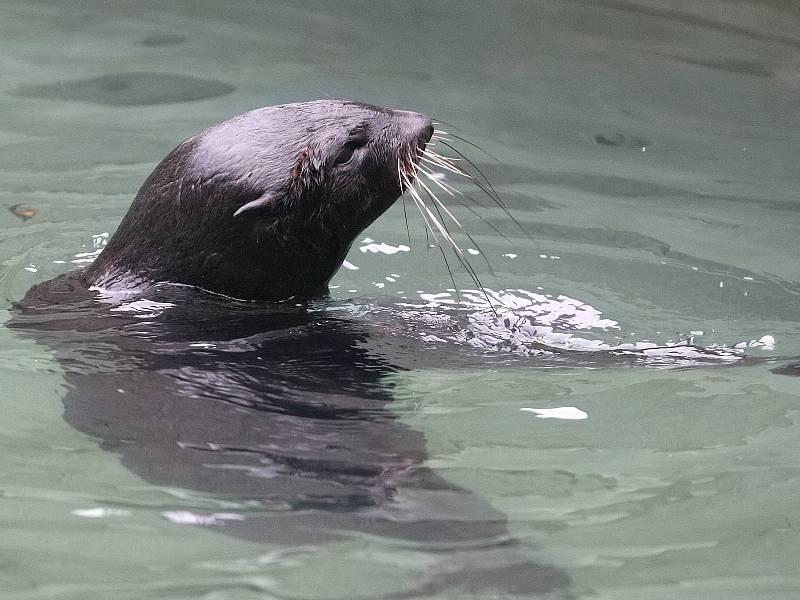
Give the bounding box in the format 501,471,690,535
426,141,463,160
421,148,513,220
403,175,436,236
421,150,471,177
422,173,512,240
417,162,502,269
405,168,464,257
416,183,466,301
428,118,460,130
420,153,468,175
435,131,502,164
417,164,461,197
434,141,503,203
401,196,411,245
425,148,470,174
418,184,492,269
419,156,465,178
433,140,531,241
419,184,494,309
435,242,461,302
452,195,509,240
397,126,524,314
415,173,462,224
406,182,461,303
416,195,462,255
396,155,404,192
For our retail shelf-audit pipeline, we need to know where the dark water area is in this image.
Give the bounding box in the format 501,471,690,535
15,72,236,106
1,1,799,599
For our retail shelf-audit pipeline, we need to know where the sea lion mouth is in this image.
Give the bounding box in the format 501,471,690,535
397,125,434,192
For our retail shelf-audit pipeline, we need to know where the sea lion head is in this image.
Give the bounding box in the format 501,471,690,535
84,100,434,300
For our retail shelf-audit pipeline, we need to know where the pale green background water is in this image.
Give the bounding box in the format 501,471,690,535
1,1,799,598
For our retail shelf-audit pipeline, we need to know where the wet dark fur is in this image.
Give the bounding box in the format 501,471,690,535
85,101,433,300
10,101,569,597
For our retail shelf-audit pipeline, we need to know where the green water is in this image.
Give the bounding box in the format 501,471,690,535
1,1,799,598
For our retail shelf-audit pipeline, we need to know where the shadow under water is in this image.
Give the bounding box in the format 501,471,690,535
9,273,570,598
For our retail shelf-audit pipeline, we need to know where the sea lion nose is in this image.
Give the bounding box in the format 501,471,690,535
410,114,434,144
419,122,434,143
417,122,433,153
395,109,434,144
410,115,434,151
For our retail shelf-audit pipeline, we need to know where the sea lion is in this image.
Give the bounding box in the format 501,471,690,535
10,101,569,597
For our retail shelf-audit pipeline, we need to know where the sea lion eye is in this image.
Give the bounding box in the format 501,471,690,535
333,138,365,167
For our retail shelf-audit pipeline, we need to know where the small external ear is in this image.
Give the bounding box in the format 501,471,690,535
233,192,274,217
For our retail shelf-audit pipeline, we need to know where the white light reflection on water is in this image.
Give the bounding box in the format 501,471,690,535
521,407,589,420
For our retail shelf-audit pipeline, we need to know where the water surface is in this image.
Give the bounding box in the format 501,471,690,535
1,1,799,599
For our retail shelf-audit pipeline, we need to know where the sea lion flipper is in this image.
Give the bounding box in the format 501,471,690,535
233,192,274,217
